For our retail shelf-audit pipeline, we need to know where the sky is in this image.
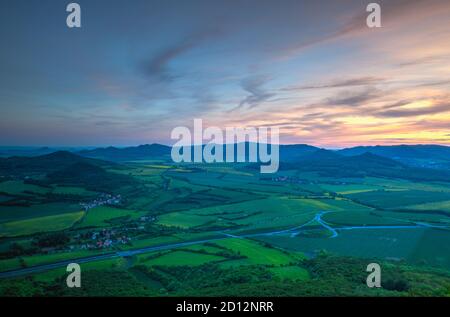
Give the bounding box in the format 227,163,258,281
0,0,449,148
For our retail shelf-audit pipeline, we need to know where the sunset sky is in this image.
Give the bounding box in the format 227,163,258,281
0,0,449,148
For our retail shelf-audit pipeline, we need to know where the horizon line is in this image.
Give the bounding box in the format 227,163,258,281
1,142,450,151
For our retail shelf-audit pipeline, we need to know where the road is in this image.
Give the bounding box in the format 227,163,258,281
0,237,228,279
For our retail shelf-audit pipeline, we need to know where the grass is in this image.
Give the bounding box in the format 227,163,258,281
23,250,106,267
181,244,227,255
2,160,450,291
407,228,450,269
32,258,129,282
157,212,216,228
186,196,371,234
320,183,382,195
0,211,84,237
123,235,182,250
76,206,145,228
51,186,97,196
0,202,82,223
215,238,295,266
0,180,50,195
137,250,225,267
258,227,450,269
0,249,106,272
144,165,172,169
173,170,302,194
269,265,310,280
347,190,450,209
168,178,208,192
370,210,450,225
363,177,450,193
407,200,450,213
155,195,375,234
0,257,24,272
322,210,407,226
158,186,261,212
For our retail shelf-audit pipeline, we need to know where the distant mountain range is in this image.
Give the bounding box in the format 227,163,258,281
1,143,450,171
337,145,450,170
76,143,321,162
338,144,450,159
0,146,93,158
0,143,450,183
78,144,171,161
280,151,450,182
78,143,450,167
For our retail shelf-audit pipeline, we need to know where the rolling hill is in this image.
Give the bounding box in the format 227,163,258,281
282,151,450,182
338,145,450,169
79,144,171,161
46,161,138,193
0,151,115,176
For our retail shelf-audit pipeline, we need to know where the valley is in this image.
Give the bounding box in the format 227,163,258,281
1,144,450,296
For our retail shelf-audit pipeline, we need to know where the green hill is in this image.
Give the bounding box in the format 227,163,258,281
0,151,115,177
46,162,138,193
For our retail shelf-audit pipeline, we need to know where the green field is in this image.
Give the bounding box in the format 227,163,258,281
0,211,84,237
32,257,129,282
137,250,225,267
51,186,97,196
1,157,450,297
319,183,382,194
0,181,50,195
0,202,82,223
157,212,217,228
215,238,298,266
347,190,450,209
0,249,106,273
0,257,23,272
322,210,407,226
257,227,450,269
77,206,145,228
407,200,450,213
269,265,310,280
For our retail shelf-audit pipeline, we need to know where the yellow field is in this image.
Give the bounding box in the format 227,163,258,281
407,200,450,212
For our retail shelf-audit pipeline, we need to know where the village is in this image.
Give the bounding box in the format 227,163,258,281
270,175,349,186
79,193,122,211
62,214,156,252
46,193,156,251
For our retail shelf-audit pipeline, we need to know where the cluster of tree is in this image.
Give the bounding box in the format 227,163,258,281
2,255,450,297
32,232,70,249
0,243,37,258
46,162,140,194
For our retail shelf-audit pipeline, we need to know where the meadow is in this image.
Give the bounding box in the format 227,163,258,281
0,211,84,237
76,206,146,228
1,158,450,296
